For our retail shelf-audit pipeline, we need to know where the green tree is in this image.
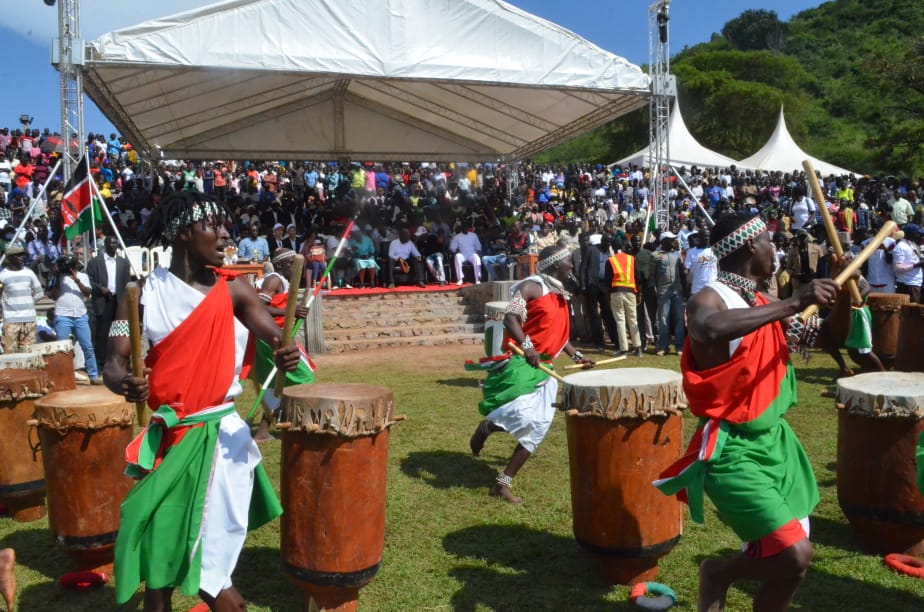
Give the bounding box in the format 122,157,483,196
721,9,788,53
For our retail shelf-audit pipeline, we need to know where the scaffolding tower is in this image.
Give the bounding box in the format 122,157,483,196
648,1,675,231
51,0,85,183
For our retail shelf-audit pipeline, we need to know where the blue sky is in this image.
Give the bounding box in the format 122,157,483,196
0,0,823,137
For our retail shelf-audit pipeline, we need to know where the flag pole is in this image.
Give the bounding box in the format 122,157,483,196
87,153,97,257
88,179,142,278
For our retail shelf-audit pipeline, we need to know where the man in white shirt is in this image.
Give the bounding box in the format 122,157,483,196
450,226,482,285
386,228,425,288
790,187,816,231
684,230,718,296
863,235,896,293
892,195,915,226
892,225,922,303
48,254,102,384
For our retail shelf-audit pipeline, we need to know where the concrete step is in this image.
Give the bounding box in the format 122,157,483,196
324,332,483,353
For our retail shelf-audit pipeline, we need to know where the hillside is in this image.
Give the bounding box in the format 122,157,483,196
536,0,924,176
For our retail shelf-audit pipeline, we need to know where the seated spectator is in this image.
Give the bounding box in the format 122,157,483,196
349,226,379,289
386,228,425,288
450,225,482,285
416,226,447,286
238,223,271,262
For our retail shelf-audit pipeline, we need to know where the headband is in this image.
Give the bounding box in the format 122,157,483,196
272,249,296,265
163,200,226,243
712,216,767,260
537,246,570,273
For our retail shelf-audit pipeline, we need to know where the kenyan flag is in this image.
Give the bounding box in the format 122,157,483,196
60,156,103,241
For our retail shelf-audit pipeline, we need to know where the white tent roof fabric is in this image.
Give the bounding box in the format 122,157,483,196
612,100,740,171
738,108,856,177
84,0,650,161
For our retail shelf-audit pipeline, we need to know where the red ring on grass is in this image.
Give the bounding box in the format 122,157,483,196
884,553,924,579
59,571,108,589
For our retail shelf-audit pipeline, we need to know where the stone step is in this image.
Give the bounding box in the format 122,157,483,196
324,310,484,327
324,332,483,353
326,322,483,341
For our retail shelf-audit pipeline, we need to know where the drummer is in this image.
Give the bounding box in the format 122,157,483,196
655,212,838,612
469,244,594,504
102,191,301,611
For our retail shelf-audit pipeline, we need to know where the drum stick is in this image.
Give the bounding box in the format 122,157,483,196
125,283,148,427
507,341,566,383
274,255,306,399
563,355,625,370
802,160,863,305
800,220,897,319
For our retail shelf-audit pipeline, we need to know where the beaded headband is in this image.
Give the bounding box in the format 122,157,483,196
272,249,296,265
712,216,766,260
537,246,570,273
163,201,227,243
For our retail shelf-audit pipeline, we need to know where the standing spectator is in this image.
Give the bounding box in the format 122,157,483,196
684,229,718,296
47,254,102,384
892,193,915,227
632,235,657,352
450,225,482,285
0,245,43,352
863,235,896,294
654,231,687,356
789,186,816,231
893,225,922,303
86,236,131,365
604,244,642,357
26,225,60,287
580,233,619,351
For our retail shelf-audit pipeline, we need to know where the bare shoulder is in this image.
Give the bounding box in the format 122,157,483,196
517,279,543,300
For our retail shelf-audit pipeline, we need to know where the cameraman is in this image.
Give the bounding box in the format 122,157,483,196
47,255,102,385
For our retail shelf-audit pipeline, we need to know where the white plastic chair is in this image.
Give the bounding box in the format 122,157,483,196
150,246,172,270
123,246,151,278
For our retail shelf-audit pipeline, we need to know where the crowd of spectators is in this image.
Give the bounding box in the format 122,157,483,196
0,122,922,355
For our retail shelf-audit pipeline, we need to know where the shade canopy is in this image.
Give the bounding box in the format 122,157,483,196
83,0,650,162
611,99,742,171
739,108,857,177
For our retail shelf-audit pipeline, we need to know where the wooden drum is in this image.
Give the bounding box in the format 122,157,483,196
484,301,508,357
32,387,135,572
895,304,924,373
279,383,402,611
29,341,77,391
0,369,50,521
836,371,924,554
560,368,685,584
867,293,909,368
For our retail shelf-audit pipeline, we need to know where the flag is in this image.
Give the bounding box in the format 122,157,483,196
60,156,102,242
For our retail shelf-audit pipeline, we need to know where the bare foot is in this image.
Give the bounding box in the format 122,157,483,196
253,420,276,443
0,548,16,611
470,422,488,456
839,367,855,378
489,483,522,505
698,558,729,612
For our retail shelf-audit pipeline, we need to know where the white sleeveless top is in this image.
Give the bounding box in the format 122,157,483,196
705,280,750,358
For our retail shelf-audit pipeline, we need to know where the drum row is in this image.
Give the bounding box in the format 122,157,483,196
868,293,924,371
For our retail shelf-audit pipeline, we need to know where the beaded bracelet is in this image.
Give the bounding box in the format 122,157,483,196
109,320,130,338
520,335,534,351
572,351,585,363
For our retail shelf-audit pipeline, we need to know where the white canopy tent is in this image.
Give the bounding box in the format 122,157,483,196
739,108,857,177
82,0,650,162
611,100,742,171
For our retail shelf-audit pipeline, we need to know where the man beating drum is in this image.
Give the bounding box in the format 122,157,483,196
654,212,838,612
469,244,595,504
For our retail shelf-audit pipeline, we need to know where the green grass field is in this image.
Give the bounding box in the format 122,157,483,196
3,344,923,611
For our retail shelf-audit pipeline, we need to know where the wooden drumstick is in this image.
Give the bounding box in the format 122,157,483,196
125,282,148,427
563,355,626,370
801,220,897,319
507,341,566,383
802,160,863,305
274,254,306,398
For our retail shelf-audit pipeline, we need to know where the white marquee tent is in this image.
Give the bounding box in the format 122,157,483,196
83,0,650,162
611,100,741,171
739,108,857,177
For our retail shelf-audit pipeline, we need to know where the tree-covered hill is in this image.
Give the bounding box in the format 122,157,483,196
536,0,924,177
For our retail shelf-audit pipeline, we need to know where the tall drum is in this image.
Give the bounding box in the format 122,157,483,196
32,388,135,572
0,369,50,521
867,293,909,368
895,304,924,373
484,301,509,357
560,368,685,584
279,383,402,611
836,371,924,554
29,341,77,391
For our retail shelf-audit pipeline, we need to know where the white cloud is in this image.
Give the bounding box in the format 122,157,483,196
7,0,216,43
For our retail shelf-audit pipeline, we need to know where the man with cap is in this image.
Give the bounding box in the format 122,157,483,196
281,223,301,253
892,223,923,303
468,244,594,504
268,222,286,252
0,244,44,352
655,211,838,612
653,230,687,356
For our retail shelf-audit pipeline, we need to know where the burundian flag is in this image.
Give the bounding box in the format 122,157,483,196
60,156,103,241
